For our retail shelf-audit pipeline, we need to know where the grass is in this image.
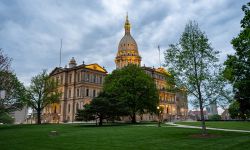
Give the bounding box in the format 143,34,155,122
0,123,249,150
176,121,250,130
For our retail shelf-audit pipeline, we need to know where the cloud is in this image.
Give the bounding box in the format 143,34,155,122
0,0,248,86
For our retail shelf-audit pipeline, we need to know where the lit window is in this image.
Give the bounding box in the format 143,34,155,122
86,89,89,97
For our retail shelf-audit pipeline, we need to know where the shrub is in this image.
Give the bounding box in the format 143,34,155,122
208,114,221,120
0,112,14,124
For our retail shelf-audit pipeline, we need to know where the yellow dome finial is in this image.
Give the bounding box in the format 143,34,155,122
124,12,130,34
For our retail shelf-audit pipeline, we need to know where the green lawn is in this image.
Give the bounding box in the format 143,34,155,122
0,124,249,150
176,121,250,130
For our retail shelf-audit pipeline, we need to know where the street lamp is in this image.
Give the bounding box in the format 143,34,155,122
58,114,61,124
169,112,172,122
157,106,161,127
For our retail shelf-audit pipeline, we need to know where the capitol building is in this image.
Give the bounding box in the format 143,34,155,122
42,15,188,123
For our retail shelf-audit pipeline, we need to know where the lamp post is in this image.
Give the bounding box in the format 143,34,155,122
169,112,172,122
157,106,161,127
58,114,61,124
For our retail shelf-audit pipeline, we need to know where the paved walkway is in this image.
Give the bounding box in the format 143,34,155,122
165,122,250,133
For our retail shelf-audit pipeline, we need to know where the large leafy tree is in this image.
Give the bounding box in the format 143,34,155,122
0,49,27,117
223,2,250,119
164,21,229,134
26,70,61,124
0,71,27,114
76,92,129,126
228,101,241,119
104,64,159,123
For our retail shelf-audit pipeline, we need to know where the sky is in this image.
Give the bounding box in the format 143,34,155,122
0,0,248,86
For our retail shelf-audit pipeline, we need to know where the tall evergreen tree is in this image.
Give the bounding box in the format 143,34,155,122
224,2,250,119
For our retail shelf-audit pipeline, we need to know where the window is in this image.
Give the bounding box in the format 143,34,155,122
77,89,80,97
86,89,89,97
85,74,89,82
54,106,57,113
76,103,79,111
69,89,71,98
93,90,96,97
78,73,80,82
68,104,70,113
60,75,63,84
100,76,103,84
93,75,96,83
69,74,72,83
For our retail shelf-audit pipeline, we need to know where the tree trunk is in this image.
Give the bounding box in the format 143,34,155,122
198,91,206,135
193,55,207,135
131,112,136,123
99,116,103,126
37,109,41,124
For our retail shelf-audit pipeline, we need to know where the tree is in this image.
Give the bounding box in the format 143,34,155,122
228,101,241,119
0,71,27,114
0,49,27,116
164,21,229,134
208,114,221,120
75,105,95,122
223,2,250,120
104,64,159,123
76,92,128,125
26,70,61,124
0,49,12,71
0,112,14,124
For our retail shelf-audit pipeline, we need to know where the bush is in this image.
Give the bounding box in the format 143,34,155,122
0,112,14,124
208,114,221,120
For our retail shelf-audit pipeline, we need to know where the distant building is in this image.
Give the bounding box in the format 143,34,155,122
188,110,208,120
9,106,28,124
206,101,218,116
221,109,231,120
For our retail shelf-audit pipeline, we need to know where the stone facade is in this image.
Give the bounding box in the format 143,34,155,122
142,67,188,121
43,60,107,123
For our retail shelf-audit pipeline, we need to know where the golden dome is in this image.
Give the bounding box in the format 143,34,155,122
115,14,141,69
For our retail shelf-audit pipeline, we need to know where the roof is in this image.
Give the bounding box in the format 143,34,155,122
155,67,171,76
142,66,171,76
50,63,107,76
84,63,107,73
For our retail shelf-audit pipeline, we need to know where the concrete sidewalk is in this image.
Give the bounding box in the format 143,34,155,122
165,122,250,133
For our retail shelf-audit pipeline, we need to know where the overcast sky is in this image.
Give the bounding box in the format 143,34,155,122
0,0,247,86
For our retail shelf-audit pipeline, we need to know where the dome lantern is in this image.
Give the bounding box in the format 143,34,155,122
69,57,77,68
